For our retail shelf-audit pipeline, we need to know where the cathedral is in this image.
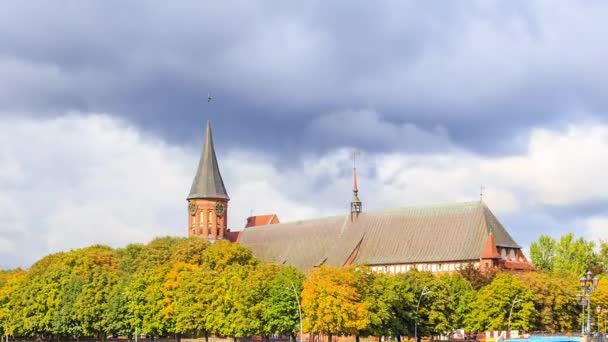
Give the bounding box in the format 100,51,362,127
186,120,534,273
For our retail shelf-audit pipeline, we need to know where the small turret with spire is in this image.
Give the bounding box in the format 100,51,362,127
351,151,362,218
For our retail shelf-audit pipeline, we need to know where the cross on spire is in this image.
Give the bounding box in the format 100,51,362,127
352,150,360,192
351,150,362,217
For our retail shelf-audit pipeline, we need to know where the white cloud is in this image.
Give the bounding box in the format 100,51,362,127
3,113,608,268
584,216,608,242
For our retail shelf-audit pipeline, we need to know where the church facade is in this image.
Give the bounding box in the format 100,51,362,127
187,121,534,273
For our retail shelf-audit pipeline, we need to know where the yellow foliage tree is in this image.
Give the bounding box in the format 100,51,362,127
302,266,369,341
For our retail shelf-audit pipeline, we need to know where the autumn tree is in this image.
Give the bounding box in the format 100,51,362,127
302,266,369,342
512,272,578,332
0,269,26,337
456,262,497,290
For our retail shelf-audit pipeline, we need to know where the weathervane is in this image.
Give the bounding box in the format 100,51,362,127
352,150,359,166
207,92,212,103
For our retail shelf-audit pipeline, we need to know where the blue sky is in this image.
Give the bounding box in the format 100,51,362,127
1,1,608,268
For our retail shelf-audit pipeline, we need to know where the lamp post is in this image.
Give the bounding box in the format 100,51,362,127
578,293,586,335
287,282,303,342
508,295,523,335
604,311,607,334
578,270,599,337
415,287,432,342
597,306,602,334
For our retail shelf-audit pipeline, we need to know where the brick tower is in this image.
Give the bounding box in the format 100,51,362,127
187,120,229,240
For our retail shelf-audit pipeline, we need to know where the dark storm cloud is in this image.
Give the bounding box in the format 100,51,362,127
1,1,608,156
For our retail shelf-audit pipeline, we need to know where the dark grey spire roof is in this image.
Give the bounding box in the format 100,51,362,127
188,120,229,200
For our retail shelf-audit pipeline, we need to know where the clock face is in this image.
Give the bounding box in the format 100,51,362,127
188,202,197,216
215,202,225,217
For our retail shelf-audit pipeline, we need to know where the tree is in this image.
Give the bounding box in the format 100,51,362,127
102,280,134,338
302,266,369,341
261,266,306,339
553,234,600,277
530,235,556,273
202,240,257,271
356,270,415,341
456,262,497,290
598,241,608,275
73,246,119,340
440,273,476,332
512,272,578,332
174,268,218,340
401,270,455,337
0,269,26,337
468,273,536,332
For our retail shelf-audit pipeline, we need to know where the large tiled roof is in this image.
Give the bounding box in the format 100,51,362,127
238,201,520,271
188,120,229,200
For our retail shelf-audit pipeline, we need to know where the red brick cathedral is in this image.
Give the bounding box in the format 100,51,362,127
187,120,533,273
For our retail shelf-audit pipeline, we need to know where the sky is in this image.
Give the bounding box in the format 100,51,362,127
1,1,608,268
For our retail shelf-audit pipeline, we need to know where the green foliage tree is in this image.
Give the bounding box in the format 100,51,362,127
468,273,536,332
598,241,608,275
174,268,217,340
102,280,133,337
440,273,476,331
402,271,454,337
261,266,306,338
357,269,415,341
530,235,556,273
531,234,602,277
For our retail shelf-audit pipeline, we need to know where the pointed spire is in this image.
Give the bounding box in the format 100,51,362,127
188,120,229,200
351,151,362,215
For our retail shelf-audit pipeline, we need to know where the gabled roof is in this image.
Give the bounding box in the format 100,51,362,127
188,120,229,200
238,201,522,271
246,214,280,228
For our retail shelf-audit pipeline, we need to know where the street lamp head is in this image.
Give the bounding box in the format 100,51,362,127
593,276,599,288
597,306,602,314
581,276,588,288
587,270,594,281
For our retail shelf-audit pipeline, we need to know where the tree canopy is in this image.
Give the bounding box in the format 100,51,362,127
1,233,605,339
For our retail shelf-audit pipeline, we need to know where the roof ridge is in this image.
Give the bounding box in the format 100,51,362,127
253,201,486,229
